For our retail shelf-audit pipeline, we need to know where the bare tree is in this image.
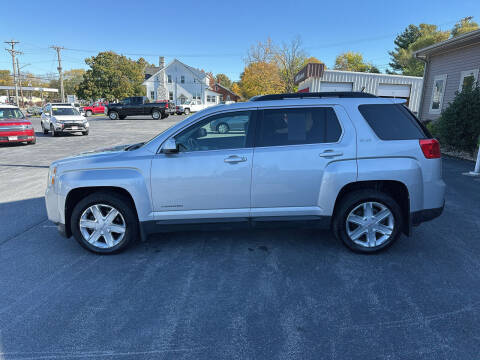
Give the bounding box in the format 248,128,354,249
245,38,275,64
274,36,307,93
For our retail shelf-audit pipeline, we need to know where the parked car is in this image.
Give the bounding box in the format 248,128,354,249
82,102,108,117
105,96,168,120
73,103,85,117
0,105,36,144
209,112,249,133
26,106,43,116
175,100,213,115
41,103,89,136
45,92,445,254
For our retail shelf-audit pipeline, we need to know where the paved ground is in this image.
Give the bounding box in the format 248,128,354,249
0,117,479,359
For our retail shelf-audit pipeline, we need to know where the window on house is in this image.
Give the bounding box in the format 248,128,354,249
459,69,479,92
429,74,447,114
169,91,173,101
168,75,172,83
207,95,211,102
181,76,185,84
150,91,155,100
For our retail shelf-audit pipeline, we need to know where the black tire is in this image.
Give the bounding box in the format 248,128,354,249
216,122,229,134
119,115,127,120
109,111,119,120
50,125,58,137
42,123,48,134
184,108,190,115
333,190,403,253
70,192,139,254
82,130,89,136
161,113,169,119
152,110,161,120
85,110,93,117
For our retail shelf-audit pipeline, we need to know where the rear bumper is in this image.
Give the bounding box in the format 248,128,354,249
0,129,35,143
411,201,445,226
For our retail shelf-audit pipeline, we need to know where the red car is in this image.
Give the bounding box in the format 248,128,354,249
82,102,108,117
0,105,36,145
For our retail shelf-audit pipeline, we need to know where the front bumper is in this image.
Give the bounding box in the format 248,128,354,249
54,122,88,132
0,129,35,143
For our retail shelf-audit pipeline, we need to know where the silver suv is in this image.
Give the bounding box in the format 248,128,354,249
45,92,445,254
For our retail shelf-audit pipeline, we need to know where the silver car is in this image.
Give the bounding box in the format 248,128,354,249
45,92,445,254
41,103,89,136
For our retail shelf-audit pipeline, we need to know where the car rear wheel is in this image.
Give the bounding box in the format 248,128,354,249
152,110,161,120
217,123,229,134
109,111,119,120
333,190,402,253
184,108,190,115
71,192,138,254
86,110,92,117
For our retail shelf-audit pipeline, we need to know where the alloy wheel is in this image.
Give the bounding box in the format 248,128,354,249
346,201,394,248
79,204,126,249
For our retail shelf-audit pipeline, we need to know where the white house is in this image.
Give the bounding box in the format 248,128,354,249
143,59,221,106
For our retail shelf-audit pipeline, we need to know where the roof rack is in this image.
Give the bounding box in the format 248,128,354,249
250,92,377,101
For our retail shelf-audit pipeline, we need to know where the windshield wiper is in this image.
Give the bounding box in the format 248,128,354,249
125,142,145,151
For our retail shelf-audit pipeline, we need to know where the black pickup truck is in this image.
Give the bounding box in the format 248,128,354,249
105,96,169,120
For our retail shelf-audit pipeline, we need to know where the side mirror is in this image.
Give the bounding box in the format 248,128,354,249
162,138,179,154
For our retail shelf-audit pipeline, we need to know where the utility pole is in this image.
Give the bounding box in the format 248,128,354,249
51,45,65,102
16,58,24,107
4,40,22,106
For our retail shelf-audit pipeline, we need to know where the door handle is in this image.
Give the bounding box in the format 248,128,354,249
224,155,247,163
319,150,343,158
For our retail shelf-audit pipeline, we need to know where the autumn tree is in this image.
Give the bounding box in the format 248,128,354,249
49,69,85,96
451,16,479,37
0,70,12,86
76,52,147,101
334,52,380,73
239,62,284,99
231,82,242,98
215,73,232,89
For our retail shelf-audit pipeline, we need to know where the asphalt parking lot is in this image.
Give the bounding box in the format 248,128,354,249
1,116,480,359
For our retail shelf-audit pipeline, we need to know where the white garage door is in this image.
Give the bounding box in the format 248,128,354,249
377,84,411,98
320,82,353,92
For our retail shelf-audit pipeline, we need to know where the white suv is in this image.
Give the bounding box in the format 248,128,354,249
45,92,445,254
41,103,89,136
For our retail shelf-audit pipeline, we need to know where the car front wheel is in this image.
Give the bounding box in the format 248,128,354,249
71,192,138,254
333,190,402,253
184,108,190,115
86,110,92,117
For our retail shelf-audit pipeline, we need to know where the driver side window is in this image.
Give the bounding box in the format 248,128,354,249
174,111,253,152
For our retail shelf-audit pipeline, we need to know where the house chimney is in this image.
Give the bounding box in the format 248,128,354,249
159,56,165,68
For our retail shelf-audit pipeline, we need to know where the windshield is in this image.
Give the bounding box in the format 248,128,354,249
52,107,80,116
0,108,24,120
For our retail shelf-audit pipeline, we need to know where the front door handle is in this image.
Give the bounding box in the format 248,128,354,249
319,150,343,158
224,155,247,163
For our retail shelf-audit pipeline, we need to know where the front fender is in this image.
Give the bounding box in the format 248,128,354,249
57,167,153,224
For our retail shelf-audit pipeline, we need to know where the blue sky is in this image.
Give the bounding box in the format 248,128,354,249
1,0,479,81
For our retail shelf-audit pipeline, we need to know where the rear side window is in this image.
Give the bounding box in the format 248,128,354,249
358,104,427,140
256,107,342,147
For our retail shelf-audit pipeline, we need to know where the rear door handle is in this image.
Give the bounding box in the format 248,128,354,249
224,155,247,163
319,150,343,158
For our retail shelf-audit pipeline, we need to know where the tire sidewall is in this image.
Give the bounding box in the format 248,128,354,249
152,110,160,119
109,111,118,120
86,110,92,117
70,193,138,254
334,191,402,253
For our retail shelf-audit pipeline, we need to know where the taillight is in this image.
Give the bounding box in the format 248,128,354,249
419,139,441,159
165,103,168,108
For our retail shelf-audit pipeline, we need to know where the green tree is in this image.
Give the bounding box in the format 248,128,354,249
388,24,422,73
76,52,147,101
215,73,232,89
334,52,380,73
434,83,480,154
451,16,479,37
